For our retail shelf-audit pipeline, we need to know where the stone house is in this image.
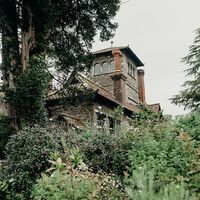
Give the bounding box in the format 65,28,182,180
47,46,161,130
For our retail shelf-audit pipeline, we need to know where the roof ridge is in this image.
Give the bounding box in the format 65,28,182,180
92,46,127,54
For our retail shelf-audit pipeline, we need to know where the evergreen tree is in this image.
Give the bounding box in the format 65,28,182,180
0,0,121,128
171,28,200,111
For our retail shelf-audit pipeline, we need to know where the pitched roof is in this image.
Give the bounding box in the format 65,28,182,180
93,46,144,67
47,73,139,113
58,113,84,129
148,103,161,113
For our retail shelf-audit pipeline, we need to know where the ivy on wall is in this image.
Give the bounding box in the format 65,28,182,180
5,55,49,127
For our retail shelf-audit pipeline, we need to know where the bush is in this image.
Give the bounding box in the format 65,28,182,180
175,112,200,144
32,158,94,200
125,166,196,200
128,121,199,192
66,128,132,176
0,114,15,159
0,126,67,199
32,149,126,200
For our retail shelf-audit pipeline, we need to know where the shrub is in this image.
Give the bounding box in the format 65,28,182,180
175,112,200,144
0,114,15,159
32,148,126,200
0,126,67,199
125,166,196,200
128,121,199,191
66,128,132,176
32,157,94,200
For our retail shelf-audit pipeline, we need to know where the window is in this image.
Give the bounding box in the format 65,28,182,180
128,62,131,74
108,116,120,134
94,63,102,75
128,62,135,78
102,62,110,74
110,60,115,72
131,66,135,78
97,112,106,128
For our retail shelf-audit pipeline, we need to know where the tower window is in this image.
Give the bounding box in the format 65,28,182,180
102,62,110,74
94,63,102,75
110,60,115,72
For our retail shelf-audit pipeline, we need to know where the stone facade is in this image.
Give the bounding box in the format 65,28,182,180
47,46,160,130
90,46,144,105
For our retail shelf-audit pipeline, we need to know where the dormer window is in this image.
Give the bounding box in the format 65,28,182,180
94,63,102,75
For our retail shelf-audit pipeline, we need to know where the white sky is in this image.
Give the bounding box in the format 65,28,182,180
93,0,200,116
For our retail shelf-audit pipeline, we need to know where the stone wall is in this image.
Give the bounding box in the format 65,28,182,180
122,54,139,104
90,51,140,105
48,102,94,123
92,73,114,94
90,55,115,94
93,100,130,131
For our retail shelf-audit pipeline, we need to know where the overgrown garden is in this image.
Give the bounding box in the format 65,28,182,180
0,108,199,199
0,0,200,199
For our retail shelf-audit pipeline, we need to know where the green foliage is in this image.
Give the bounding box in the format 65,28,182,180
132,105,162,127
1,0,120,76
171,28,200,111
128,122,197,189
32,151,94,200
125,166,196,200
6,55,49,127
0,126,67,199
175,112,200,144
0,114,15,159
112,106,124,120
67,129,132,176
32,149,125,200
49,0,120,72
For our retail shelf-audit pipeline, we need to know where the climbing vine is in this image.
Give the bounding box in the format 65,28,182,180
5,55,49,127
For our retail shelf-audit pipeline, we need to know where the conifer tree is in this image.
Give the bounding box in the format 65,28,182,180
171,28,200,111
0,0,121,128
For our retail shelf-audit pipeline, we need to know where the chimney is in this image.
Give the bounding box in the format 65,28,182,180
112,48,122,71
111,73,126,103
111,48,126,103
137,69,146,103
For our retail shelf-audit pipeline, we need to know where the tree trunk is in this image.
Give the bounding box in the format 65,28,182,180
1,0,20,130
21,1,36,72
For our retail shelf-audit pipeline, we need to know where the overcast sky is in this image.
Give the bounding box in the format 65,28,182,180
93,0,200,116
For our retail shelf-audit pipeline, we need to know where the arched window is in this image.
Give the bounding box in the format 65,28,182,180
110,60,115,72
102,62,110,74
94,63,102,75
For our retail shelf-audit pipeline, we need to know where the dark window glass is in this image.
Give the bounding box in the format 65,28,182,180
97,113,106,128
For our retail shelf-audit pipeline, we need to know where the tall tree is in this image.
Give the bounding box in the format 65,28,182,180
0,0,121,128
171,28,200,111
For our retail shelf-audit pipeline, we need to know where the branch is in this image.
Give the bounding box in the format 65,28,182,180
120,0,130,5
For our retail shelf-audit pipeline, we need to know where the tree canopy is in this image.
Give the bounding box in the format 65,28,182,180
171,28,200,111
0,0,120,73
0,0,121,128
